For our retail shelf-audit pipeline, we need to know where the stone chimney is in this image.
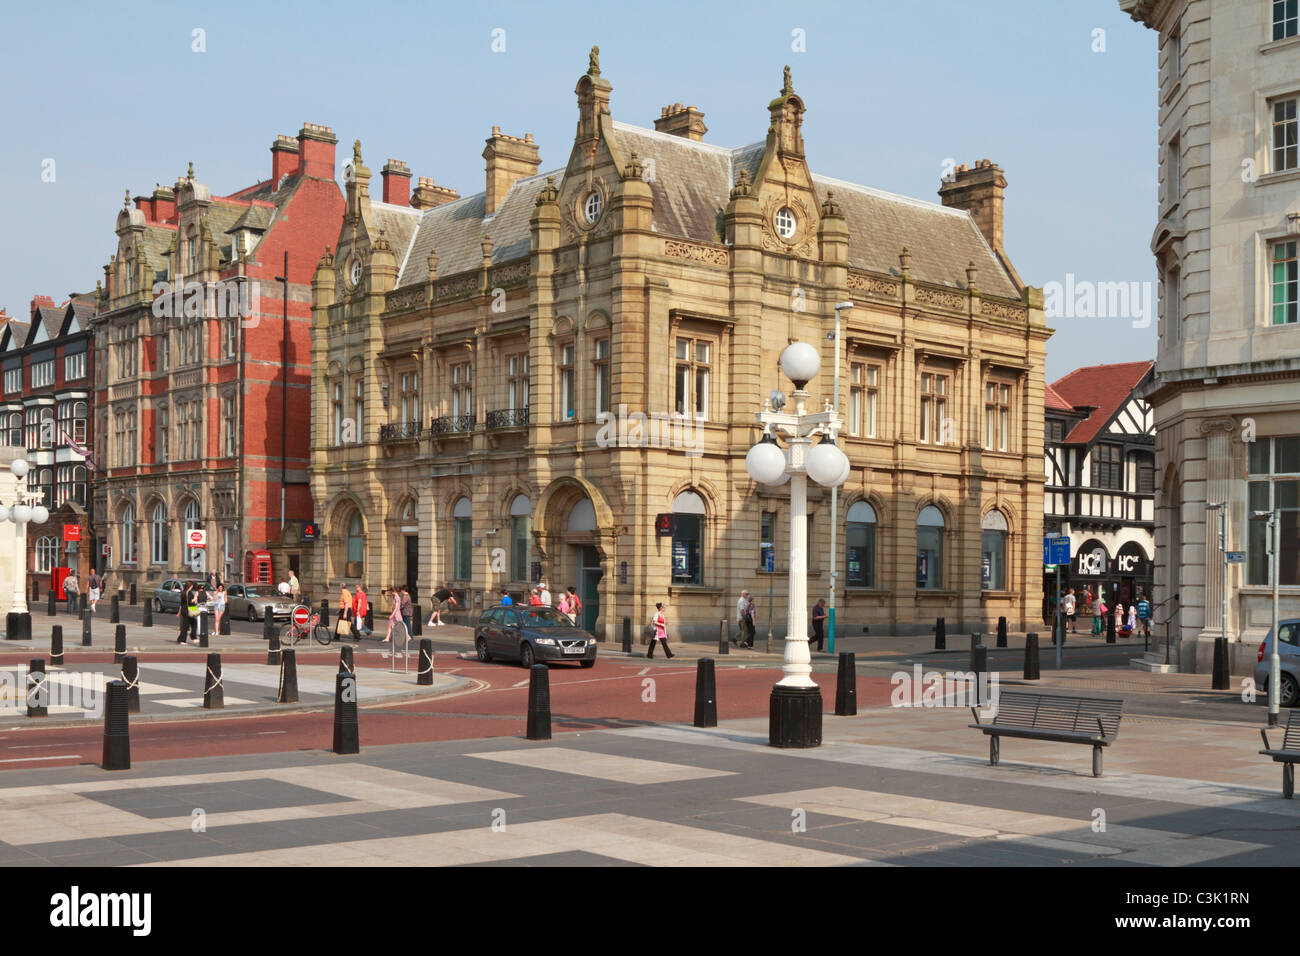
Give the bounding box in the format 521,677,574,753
296,123,337,181
654,103,707,141
410,177,460,210
271,134,300,183
382,159,412,207
938,158,1007,254
483,127,540,216
30,295,55,321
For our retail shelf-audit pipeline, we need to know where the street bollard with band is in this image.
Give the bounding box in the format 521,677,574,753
121,655,140,713
418,639,434,686
50,625,64,667
101,681,130,771
277,648,298,703
339,645,355,674
526,664,551,741
203,653,224,709
113,624,126,663
26,659,47,718
267,626,281,666
333,670,359,755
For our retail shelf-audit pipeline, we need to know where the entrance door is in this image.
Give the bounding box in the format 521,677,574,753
578,546,602,632
405,536,419,597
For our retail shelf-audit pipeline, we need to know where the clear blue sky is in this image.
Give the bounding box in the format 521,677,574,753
0,0,1156,382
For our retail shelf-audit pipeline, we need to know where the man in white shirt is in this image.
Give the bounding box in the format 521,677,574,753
736,590,753,647
1062,588,1077,633
539,583,552,606
278,579,291,597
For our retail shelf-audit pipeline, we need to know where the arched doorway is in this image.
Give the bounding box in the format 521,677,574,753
535,477,614,637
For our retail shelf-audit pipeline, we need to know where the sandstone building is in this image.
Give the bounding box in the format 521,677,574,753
309,53,1049,640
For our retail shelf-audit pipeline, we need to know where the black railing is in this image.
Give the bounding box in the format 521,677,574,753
431,414,475,435
485,407,529,429
379,420,423,442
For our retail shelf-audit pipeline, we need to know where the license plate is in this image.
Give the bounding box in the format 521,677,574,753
562,643,587,654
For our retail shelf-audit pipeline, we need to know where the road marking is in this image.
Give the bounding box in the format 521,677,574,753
0,754,83,763
512,679,530,688
467,747,735,784
638,667,650,676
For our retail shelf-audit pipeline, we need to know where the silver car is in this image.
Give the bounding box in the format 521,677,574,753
1253,619,1300,708
225,585,295,622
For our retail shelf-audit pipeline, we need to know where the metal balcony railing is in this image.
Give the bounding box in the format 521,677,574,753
484,407,529,429
379,420,423,442
430,414,475,435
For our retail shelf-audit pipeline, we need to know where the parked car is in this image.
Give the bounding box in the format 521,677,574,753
474,605,596,668
152,579,207,614
225,584,295,622
1253,619,1300,707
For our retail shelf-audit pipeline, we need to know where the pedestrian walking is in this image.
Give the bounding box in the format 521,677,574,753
278,578,292,598
87,567,102,614
742,594,756,648
529,587,543,607
565,586,582,626
176,582,199,645
1114,601,1125,636
354,585,371,638
557,588,572,620
289,570,301,604
430,583,456,626
811,598,827,652
381,586,404,644
539,582,552,607
499,588,513,607
399,585,413,635
63,570,79,614
646,602,673,659
735,590,751,646
212,583,227,635
1136,594,1152,641
1062,588,1077,633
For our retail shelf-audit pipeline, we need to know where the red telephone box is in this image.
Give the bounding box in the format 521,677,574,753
244,550,273,585
52,567,71,600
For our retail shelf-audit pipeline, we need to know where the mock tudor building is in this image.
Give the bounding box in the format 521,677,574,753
1121,0,1300,671
1043,362,1157,610
0,294,96,592
93,126,344,594
309,53,1050,640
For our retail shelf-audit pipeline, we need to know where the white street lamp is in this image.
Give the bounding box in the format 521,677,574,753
747,341,848,748
0,456,41,638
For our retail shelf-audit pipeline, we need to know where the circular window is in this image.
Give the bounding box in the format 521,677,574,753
774,207,797,239
583,191,603,224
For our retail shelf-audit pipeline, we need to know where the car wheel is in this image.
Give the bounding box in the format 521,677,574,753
154,598,164,613
248,606,258,622
1282,673,1299,708
520,643,535,668
580,659,595,669
476,638,492,662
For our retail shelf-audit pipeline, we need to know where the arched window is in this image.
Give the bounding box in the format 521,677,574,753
981,509,1009,591
509,494,531,582
917,506,944,590
453,497,472,580
5,412,21,446
183,500,201,569
671,490,706,585
346,511,365,574
72,465,87,506
846,501,877,588
151,503,169,566
121,504,137,564
36,536,58,573
566,498,596,532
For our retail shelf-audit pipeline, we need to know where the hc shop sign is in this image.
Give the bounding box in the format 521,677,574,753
187,529,207,549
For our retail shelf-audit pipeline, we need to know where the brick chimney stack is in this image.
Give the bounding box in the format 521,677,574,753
938,158,1007,254
654,103,707,141
483,128,540,215
410,177,460,210
296,123,337,181
382,159,412,207
271,134,301,183
30,294,55,321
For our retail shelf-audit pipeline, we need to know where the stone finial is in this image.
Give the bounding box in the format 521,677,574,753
729,168,752,201
966,261,978,288
427,248,439,279
820,189,841,217
187,162,194,180
622,150,644,181
353,139,363,165
123,189,130,209
373,228,391,253
319,245,334,268
588,45,600,76
481,235,494,260
782,65,793,95
536,176,559,206
900,246,912,273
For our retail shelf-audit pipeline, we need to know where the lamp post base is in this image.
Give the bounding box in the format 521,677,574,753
5,612,31,641
769,684,822,748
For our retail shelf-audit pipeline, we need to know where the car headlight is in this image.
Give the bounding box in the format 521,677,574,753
535,638,556,646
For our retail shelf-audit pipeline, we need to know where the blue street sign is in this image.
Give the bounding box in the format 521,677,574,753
1043,535,1071,567
1226,551,1246,564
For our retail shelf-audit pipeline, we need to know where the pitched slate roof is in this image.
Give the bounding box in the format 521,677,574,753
1049,361,1154,445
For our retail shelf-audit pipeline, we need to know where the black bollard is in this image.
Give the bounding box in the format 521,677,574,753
622,616,632,654
1024,631,1040,681
333,669,359,755
47,590,56,617
267,626,281,666
121,656,140,713
203,653,224,709
26,658,47,718
5,612,32,641
418,638,434,685
219,609,230,636
970,631,982,654
718,619,730,655
129,582,137,606
263,606,276,640
31,579,39,602
319,600,330,629
277,648,298,703
113,624,126,664
142,599,152,628
693,658,717,728
198,611,211,648
81,610,91,647
526,664,551,740
997,616,1008,648
972,645,989,705
1105,612,1115,644
1212,636,1230,691
339,645,355,674
935,617,946,650
412,603,423,637
365,605,373,633
110,595,120,624
51,625,63,666
101,680,130,771
835,651,858,716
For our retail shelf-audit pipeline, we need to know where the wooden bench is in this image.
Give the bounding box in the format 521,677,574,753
970,691,1123,777
1258,712,1300,798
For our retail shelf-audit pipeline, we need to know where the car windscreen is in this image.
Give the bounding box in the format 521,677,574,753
513,607,572,628
244,590,262,599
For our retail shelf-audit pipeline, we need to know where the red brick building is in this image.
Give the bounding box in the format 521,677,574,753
93,124,344,594
1,294,97,593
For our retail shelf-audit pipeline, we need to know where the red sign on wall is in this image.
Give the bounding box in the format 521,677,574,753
62,524,81,542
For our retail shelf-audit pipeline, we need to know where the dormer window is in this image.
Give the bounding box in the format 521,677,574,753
774,207,797,239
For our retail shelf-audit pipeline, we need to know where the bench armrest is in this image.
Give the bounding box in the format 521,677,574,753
1096,715,1106,739
970,707,981,726
1260,728,1272,750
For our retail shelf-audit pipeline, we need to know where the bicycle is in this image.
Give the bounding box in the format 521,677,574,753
279,606,333,646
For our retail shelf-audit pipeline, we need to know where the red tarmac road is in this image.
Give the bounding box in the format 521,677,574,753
0,653,897,771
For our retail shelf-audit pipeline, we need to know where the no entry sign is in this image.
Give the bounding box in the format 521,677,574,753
292,606,310,627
